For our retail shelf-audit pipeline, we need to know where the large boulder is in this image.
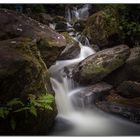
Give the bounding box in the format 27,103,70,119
73,45,130,85
82,8,121,48
104,47,140,87
0,9,66,67
0,37,57,134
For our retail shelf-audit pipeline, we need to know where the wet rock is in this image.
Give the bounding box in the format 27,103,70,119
96,93,140,123
71,82,112,108
117,81,140,98
0,37,57,135
73,44,130,85
82,8,121,48
104,47,140,87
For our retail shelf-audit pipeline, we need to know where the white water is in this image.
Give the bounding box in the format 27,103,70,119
49,23,56,30
65,4,91,23
49,5,140,136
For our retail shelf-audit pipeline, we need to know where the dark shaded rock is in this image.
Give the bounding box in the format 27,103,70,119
104,47,140,87
96,92,140,123
73,44,130,85
55,21,67,32
0,37,57,135
91,44,100,52
71,82,112,108
73,20,85,32
58,42,80,60
37,38,65,67
53,16,66,23
117,81,140,98
53,16,67,32
29,13,53,25
58,32,80,60
82,8,121,48
96,101,140,123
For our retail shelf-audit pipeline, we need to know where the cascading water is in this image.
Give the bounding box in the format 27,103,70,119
49,5,140,136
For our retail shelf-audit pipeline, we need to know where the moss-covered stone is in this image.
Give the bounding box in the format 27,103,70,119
60,32,76,45
82,8,121,48
73,45,130,85
0,37,57,135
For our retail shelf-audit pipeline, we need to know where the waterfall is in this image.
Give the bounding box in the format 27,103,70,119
49,4,140,136
65,4,91,24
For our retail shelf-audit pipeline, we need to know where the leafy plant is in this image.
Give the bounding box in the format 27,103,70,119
0,93,54,130
0,107,9,119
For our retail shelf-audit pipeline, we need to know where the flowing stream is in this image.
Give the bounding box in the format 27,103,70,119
49,5,140,136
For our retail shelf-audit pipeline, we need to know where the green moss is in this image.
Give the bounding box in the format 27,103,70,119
60,32,75,45
83,8,120,46
81,62,107,79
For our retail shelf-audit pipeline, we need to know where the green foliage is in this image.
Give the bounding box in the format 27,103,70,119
7,98,24,107
0,93,54,130
0,107,9,119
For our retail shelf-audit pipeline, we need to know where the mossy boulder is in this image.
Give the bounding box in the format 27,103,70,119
37,38,65,67
73,45,130,84
0,9,66,67
0,37,57,135
82,8,121,48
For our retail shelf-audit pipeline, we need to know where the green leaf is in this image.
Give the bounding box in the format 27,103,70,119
10,118,16,130
0,107,9,119
44,106,53,111
7,98,24,107
29,106,37,117
14,107,30,113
